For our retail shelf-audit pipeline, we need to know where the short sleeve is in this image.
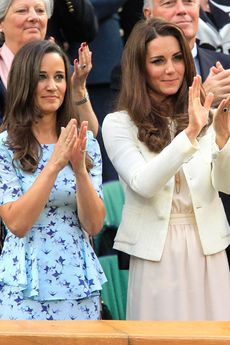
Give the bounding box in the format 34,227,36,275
0,132,22,205
86,130,103,199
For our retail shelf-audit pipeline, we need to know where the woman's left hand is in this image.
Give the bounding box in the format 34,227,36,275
70,121,88,174
213,95,230,149
71,42,92,93
186,75,214,141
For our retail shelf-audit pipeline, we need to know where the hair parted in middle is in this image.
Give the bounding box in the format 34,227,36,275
2,40,92,172
117,17,207,153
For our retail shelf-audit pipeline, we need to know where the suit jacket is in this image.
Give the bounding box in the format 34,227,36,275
197,3,230,54
196,47,230,235
117,0,143,43
0,78,6,123
197,46,230,80
110,47,230,231
47,0,98,44
86,0,126,85
102,111,230,261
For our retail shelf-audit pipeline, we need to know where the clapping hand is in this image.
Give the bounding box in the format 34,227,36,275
70,120,88,174
50,119,77,171
213,95,230,149
49,119,88,174
203,61,230,108
186,75,214,141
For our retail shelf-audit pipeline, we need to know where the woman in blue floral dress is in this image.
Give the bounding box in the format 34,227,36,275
0,40,106,320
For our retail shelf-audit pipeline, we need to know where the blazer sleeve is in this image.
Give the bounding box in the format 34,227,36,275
102,112,198,198
212,138,230,194
48,0,99,43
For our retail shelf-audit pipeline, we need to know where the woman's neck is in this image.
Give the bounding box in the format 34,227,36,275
32,116,58,144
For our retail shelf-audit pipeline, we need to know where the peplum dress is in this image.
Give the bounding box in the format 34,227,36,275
0,130,107,320
126,169,230,320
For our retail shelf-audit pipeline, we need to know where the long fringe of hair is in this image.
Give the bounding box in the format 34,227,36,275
116,18,211,152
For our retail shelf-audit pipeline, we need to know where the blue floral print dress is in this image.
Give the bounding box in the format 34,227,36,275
0,130,106,320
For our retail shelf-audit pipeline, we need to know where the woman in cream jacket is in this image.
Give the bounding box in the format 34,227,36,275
102,18,230,320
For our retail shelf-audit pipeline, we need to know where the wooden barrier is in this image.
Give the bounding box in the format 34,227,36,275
0,320,230,345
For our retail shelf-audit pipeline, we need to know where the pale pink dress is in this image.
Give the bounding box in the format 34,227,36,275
126,170,230,320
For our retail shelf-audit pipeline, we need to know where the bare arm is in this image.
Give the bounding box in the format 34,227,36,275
0,119,78,238
71,43,99,137
70,122,105,235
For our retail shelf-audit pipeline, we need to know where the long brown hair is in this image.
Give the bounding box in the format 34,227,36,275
117,18,207,152
1,40,92,171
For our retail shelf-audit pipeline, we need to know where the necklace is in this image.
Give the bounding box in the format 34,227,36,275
175,171,180,194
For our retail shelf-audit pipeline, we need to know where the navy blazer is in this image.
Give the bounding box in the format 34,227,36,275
47,0,98,44
87,0,126,85
0,78,6,123
197,46,230,80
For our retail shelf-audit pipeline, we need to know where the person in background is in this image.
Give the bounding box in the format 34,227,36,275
110,0,144,107
86,0,126,183
47,0,99,61
0,39,106,320
0,0,98,136
197,0,230,54
118,0,143,44
102,18,230,320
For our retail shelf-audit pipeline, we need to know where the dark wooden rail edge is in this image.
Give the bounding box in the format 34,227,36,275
0,320,230,345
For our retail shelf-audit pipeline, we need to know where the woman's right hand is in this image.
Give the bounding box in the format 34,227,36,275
185,75,214,142
72,42,92,94
49,119,77,171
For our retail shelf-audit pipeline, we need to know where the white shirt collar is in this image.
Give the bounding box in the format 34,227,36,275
192,43,198,58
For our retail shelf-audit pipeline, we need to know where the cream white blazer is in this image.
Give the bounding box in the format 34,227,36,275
102,111,230,261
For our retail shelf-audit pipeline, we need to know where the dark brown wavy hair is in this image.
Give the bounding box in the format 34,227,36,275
1,40,92,172
116,18,209,152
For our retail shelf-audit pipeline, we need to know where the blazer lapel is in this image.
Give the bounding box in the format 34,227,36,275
197,47,213,80
0,77,6,122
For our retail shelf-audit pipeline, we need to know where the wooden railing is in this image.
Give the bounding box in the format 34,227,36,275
0,320,230,344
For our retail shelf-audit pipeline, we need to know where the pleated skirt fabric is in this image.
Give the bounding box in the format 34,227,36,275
126,171,230,320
